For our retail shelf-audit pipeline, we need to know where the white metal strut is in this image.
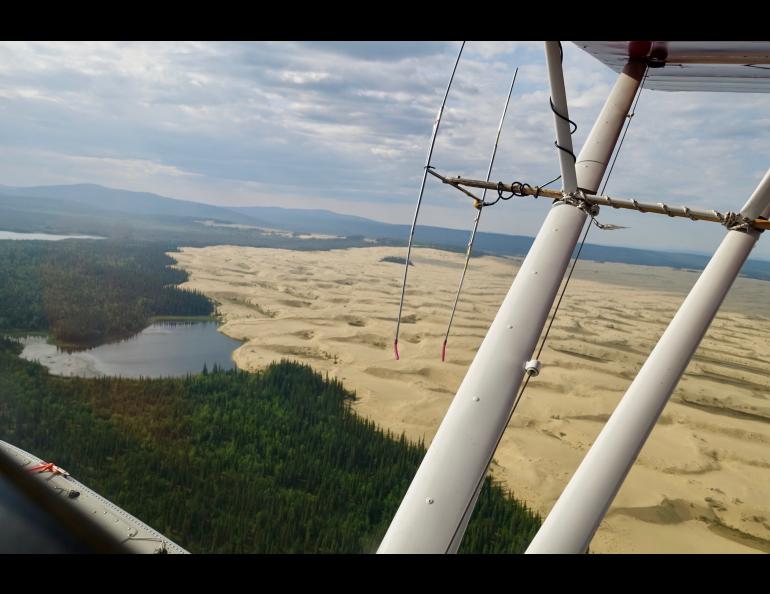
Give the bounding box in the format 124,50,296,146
526,169,770,554
378,44,645,554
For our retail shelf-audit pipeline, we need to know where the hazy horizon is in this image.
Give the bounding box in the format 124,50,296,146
6,178,770,261
1,41,769,258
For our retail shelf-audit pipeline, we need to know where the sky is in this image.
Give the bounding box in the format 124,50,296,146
1,40,770,259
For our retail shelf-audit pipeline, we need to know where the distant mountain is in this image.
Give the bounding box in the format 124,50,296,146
231,206,408,238
231,205,770,281
2,184,768,281
0,183,264,226
0,185,370,249
231,204,537,253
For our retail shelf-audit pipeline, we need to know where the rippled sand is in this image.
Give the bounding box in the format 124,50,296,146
172,245,770,553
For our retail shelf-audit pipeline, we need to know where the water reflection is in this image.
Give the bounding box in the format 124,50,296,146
0,230,104,241
18,321,240,378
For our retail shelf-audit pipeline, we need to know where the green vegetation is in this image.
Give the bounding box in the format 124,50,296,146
0,205,542,552
0,338,541,553
150,315,214,322
0,192,374,250
380,256,413,266
3,182,770,279
0,240,213,347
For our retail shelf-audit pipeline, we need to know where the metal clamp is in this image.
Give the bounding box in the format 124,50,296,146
557,190,600,218
524,359,541,377
721,211,760,233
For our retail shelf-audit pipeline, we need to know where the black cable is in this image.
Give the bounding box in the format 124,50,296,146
483,175,560,208
531,68,648,362
539,174,561,190
495,181,516,202
484,180,533,207
481,40,571,212
497,217,592,449
527,70,649,385
550,98,577,164
504,64,650,471
549,98,578,135
444,215,592,554
534,216,592,361
447,60,648,553
549,42,578,166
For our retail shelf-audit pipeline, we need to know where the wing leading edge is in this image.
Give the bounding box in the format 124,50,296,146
574,41,770,93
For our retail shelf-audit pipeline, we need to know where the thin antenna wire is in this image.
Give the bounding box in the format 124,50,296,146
529,66,648,373
441,67,519,362
443,208,592,554
445,65,649,552
533,217,592,361
394,41,465,360
517,67,648,416
599,67,648,196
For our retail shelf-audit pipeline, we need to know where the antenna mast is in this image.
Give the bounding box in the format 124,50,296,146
394,41,465,360
378,42,646,553
442,67,519,362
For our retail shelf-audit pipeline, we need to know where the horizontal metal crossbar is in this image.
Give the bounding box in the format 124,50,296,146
428,169,770,231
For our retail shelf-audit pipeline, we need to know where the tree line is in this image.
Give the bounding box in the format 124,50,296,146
0,240,213,346
0,236,542,552
0,337,541,553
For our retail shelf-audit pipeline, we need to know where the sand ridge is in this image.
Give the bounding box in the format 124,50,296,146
171,245,770,553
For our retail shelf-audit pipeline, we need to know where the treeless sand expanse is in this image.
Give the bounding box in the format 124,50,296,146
172,245,770,553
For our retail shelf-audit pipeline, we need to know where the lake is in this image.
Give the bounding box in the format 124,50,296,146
0,230,104,241
17,321,241,378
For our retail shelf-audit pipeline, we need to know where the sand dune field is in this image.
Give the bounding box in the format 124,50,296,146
172,245,770,553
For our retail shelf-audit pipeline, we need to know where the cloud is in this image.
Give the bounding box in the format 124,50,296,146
0,41,769,259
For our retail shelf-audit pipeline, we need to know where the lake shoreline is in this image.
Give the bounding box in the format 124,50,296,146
13,321,241,379
171,244,770,554
0,229,105,241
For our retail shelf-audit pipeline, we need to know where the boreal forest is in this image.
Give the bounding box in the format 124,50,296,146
0,240,212,347
0,239,541,553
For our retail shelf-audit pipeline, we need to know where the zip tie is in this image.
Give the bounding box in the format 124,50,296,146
28,462,69,476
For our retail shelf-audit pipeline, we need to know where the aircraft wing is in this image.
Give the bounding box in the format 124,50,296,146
574,41,770,92
0,439,188,554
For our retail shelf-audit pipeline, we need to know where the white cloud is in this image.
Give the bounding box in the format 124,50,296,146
276,70,331,84
0,40,768,259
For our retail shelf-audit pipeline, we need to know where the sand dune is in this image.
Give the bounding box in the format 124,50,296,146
172,245,770,553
